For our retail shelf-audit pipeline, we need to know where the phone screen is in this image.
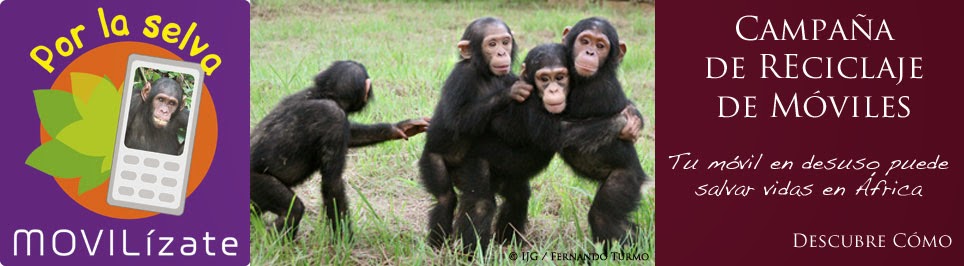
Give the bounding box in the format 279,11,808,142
123,67,197,155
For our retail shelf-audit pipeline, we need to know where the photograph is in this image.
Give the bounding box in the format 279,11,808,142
125,67,196,156
249,0,655,264
8,0,964,265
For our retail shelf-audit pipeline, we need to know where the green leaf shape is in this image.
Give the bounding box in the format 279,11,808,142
71,73,117,120
33,90,82,136
101,157,112,173
28,73,122,195
69,73,103,114
78,170,110,195
56,120,111,157
87,76,122,124
56,74,121,159
25,139,100,179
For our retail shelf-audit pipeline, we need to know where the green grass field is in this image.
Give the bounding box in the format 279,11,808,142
250,1,655,265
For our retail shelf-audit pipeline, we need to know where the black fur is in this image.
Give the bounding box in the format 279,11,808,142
250,61,399,239
561,17,649,247
419,17,519,250
459,44,632,252
457,44,567,252
125,77,185,155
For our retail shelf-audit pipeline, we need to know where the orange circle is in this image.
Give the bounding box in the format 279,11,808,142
42,42,218,219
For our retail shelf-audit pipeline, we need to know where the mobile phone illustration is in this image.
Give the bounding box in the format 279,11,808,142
107,54,204,216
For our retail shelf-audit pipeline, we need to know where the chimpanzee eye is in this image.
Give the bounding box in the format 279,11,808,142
489,41,497,47
597,43,605,49
502,39,510,45
556,74,565,81
540,76,550,82
581,38,590,45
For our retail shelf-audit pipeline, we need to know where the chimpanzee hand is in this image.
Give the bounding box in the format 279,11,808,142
393,117,431,140
619,105,642,142
509,80,533,102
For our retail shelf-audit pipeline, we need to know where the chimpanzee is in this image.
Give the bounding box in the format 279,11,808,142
557,17,649,247
125,77,186,155
455,43,637,253
511,17,648,247
419,17,519,249
250,60,430,239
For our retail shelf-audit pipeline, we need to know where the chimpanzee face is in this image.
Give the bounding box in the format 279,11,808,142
571,28,612,77
534,66,569,114
457,18,517,77
140,80,182,129
149,93,179,128
482,25,513,76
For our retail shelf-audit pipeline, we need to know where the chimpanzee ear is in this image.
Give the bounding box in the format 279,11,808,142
562,27,572,43
181,95,187,111
363,78,371,102
457,40,472,60
617,41,627,63
140,82,152,102
519,63,527,79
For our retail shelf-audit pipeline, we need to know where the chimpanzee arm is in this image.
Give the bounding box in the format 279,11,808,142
455,88,512,131
441,73,516,136
563,99,646,145
349,118,430,148
348,123,397,148
175,109,190,130
558,113,628,151
621,100,645,141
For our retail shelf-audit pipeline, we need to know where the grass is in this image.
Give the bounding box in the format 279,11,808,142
250,0,655,265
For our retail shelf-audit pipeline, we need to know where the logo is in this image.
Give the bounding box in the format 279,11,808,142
25,42,218,219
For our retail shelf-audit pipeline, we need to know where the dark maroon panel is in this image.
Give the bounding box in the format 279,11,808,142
660,1,964,265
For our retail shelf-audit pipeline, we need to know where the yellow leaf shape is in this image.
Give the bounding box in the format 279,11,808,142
56,120,109,157
101,156,112,173
71,73,117,119
69,72,104,104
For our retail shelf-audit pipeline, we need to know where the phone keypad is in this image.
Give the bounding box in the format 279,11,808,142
141,173,157,183
121,171,137,180
111,154,185,211
161,177,178,187
159,193,175,203
164,162,180,171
